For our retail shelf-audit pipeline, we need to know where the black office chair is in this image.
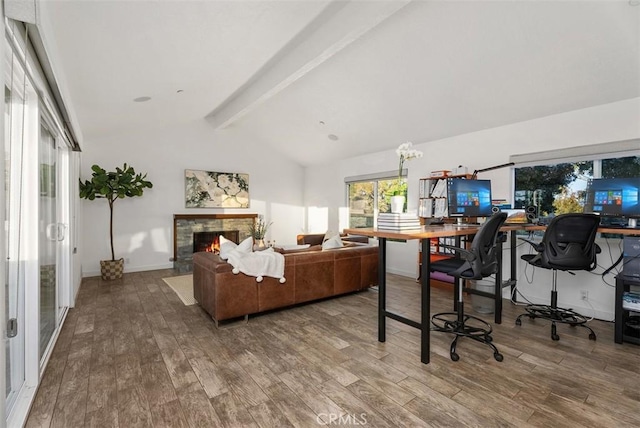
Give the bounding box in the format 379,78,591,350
430,212,508,362
515,213,600,341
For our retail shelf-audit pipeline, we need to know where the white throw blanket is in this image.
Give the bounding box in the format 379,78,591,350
227,247,286,283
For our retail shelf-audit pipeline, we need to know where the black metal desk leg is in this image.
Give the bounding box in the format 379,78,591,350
614,276,624,344
510,230,517,302
378,237,387,343
420,238,431,364
495,240,503,324
453,236,462,312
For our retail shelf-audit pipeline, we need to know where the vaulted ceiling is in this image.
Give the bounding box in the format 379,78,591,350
39,0,640,166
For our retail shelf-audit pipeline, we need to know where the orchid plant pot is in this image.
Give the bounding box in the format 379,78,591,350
390,195,406,213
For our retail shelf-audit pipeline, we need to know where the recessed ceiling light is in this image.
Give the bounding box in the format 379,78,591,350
319,121,326,126
328,134,338,141
630,0,640,6
177,89,184,93
133,96,151,102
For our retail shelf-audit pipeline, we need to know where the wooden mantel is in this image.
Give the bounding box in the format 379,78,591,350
173,213,258,221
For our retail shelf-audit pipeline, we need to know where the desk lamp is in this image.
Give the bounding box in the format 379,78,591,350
471,162,515,180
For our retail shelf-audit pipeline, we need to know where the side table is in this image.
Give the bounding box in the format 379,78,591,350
614,275,640,345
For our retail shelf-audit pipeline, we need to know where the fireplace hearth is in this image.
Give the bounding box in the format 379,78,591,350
173,214,257,272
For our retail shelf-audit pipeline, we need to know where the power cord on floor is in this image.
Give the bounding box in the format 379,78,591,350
510,284,536,306
580,295,596,322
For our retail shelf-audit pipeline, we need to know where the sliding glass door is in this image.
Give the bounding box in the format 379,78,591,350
3,43,36,412
39,124,58,359
38,121,70,360
4,27,74,425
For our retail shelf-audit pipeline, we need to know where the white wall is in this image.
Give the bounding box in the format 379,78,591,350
79,118,306,277
304,98,640,320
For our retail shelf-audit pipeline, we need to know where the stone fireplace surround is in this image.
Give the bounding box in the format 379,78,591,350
173,213,257,272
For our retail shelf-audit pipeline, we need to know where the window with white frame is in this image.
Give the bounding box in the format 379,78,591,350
512,142,639,221
346,170,407,228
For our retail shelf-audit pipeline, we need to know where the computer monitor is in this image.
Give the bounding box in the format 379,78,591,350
583,177,640,227
447,178,493,219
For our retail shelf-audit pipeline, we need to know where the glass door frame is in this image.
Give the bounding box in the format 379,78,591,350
3,35,39,418
37,108,72,364
3,22,74,427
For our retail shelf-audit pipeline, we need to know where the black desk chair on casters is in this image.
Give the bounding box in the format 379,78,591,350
515,213,600,341
430,212,508,362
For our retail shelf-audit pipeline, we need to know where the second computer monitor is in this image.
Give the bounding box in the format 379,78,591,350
583,177,640,222
447,178,493,218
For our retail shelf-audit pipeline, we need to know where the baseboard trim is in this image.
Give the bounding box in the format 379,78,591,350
82,262,174,278
385,268,416,278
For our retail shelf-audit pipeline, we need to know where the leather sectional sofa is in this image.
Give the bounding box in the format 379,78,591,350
192,241,378,324
296,233,370,245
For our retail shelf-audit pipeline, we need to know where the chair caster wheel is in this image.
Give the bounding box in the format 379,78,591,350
552,334,560,341
450,352,460,362
589,333,596,341
494,353,503,362
515,319,521,326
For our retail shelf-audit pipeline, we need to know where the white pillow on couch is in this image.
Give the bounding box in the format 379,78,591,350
219,236,253,259
323,229,337,243
219,236,237,260
322,234,344,250
237,236,254,253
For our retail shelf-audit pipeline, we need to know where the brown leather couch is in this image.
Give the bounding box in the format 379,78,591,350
192,242,378,324
296,233,369,246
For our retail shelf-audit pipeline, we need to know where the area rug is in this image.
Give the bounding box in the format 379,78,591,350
162,275,196,305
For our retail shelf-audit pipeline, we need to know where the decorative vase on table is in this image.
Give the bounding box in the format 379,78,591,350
253,238,267,251
390,195,405,214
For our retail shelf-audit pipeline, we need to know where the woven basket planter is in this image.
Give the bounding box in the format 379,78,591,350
100,258,124,280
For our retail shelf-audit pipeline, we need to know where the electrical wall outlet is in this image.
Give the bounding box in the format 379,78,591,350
580,290,588,300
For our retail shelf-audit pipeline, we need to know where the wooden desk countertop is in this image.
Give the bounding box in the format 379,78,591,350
344,223,638,239
343,223,534,240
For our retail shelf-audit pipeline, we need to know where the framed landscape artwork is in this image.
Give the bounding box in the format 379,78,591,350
185,169,250,208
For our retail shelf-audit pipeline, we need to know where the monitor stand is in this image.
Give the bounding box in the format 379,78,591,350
456,217,479,226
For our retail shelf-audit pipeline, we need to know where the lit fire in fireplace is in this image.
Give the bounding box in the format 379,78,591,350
205,236,220,253
192,230,239,256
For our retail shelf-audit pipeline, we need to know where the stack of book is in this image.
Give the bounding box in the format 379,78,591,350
377,213,422,230
622,291,640,312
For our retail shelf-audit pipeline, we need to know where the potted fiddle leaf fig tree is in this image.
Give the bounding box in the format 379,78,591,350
79,163,153,280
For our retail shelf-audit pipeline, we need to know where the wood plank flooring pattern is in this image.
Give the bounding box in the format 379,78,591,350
26,269,640,428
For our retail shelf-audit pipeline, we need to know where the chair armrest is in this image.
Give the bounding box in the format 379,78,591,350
438,244,477,262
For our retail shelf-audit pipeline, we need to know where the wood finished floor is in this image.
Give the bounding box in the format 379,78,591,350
26,269,640,428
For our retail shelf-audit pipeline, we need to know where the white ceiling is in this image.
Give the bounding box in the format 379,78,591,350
39,0,640,166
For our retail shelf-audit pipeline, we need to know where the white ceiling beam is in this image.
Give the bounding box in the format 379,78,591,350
4,0,37,24
206,0,411,129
